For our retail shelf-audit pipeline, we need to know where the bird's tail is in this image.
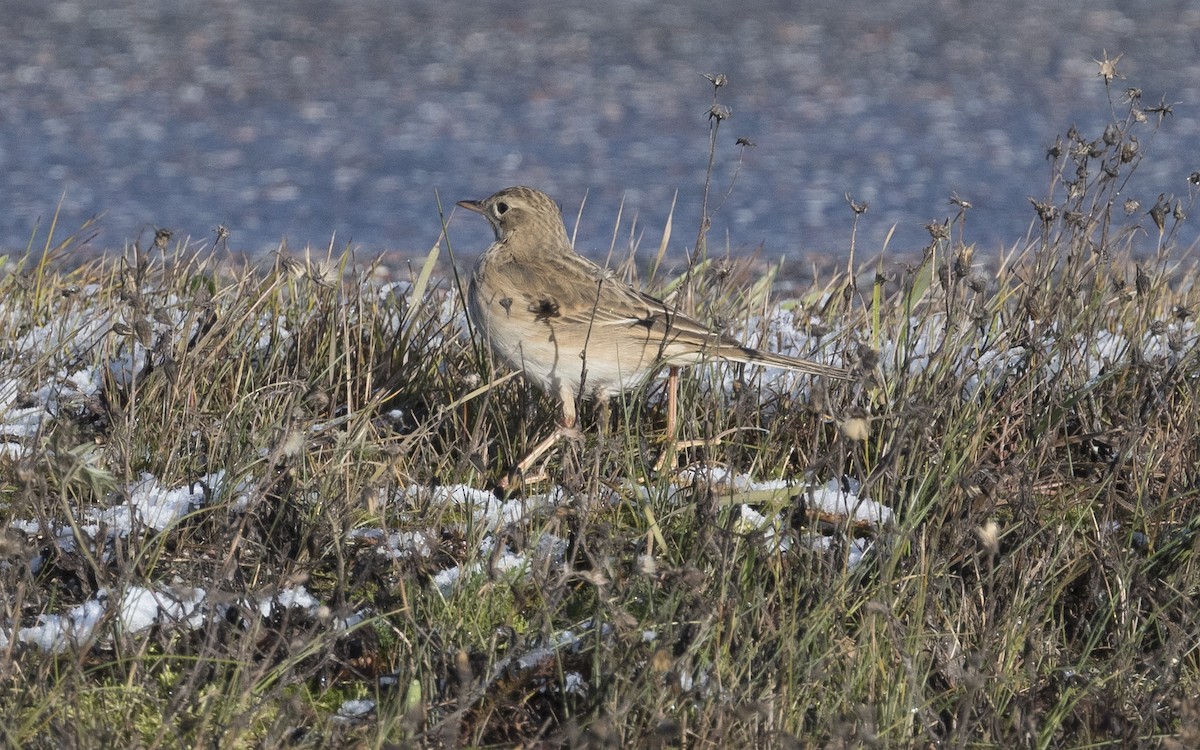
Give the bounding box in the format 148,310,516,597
722,346,854,380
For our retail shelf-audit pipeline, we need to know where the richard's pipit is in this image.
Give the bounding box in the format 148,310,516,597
459,186,851,469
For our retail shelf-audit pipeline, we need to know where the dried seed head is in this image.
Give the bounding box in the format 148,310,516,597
636,554,658,576
703,72,728,88
133,319,153,345
1144,96,1176,124
976,520,1000,557
840,410,870,442
1135,265,1150,296
1149,194,1168,234
1120,136,1139,163
938,263,954,290
279,430,306,458
954,246,974,278
1028,198,1057,224
924,220,950,242
855,344,880,370
305,386,331,412
1169,328,1184,351
1024,295,1043,321
1124,198,1141,215
1093,50,1123,84
845,193,868,215
708,103,732,121
1102,123,1121,146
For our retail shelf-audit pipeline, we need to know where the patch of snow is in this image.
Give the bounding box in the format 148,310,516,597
3,595,108,652
335,698,375,720
266,585,320,616
2,583,209,652
432,565,461,596
563,671,588,696
89,471,225,534
118,585,206,632
806,480,892,525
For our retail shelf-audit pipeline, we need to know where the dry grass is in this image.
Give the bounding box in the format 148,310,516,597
1,73,1199,749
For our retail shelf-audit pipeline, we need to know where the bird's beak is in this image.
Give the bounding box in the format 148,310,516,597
456,199,485,214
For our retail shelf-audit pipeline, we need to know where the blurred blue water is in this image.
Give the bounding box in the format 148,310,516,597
1,0,1197,262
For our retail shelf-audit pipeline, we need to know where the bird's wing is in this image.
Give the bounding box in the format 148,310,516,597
580,275,854,379
544,257,735,355
509,249,852,378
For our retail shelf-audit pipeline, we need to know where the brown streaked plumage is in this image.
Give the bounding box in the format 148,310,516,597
458,186,852,428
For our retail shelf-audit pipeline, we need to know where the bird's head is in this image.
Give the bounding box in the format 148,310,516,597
457,186,565,242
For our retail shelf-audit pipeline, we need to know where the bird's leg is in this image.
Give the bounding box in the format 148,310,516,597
665,365,680,439
595,392,613,438
509,430,568,482
653,366,682,473
502,385,583,489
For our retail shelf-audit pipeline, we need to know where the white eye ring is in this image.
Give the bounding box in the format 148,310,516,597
494,202,509,216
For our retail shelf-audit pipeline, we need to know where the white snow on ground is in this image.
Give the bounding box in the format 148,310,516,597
805,479,893,525
118,585,207,632
429,532,570,597
638,468,892,529
0,581,330,653
0,585,204,651
266,586,321,616
399,482,568,532
886,313,1198,401
89,472,219,534
2,460,891,653
3,595,107,652
335,698,376,721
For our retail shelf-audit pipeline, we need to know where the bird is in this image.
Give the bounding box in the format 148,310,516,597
457,186,853,444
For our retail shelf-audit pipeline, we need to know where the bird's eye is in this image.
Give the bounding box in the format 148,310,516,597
494,202,509,216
